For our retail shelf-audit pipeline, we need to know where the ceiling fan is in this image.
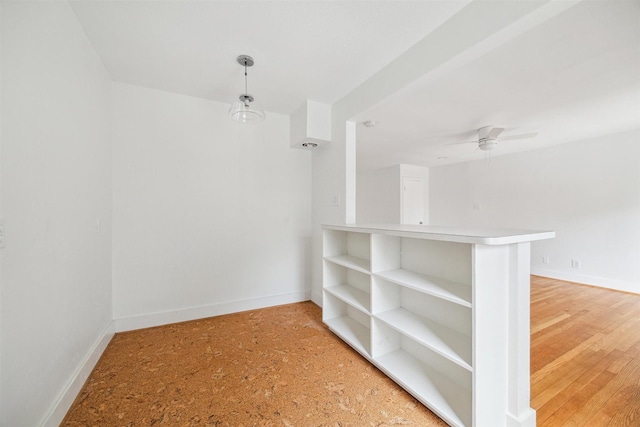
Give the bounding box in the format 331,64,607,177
449,126,538,151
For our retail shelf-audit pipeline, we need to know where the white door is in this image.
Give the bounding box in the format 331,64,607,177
401,177,424,224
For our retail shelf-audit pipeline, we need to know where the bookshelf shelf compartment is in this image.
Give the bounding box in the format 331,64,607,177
323,293,370,357
372,276,471,370
376,347,471,427
325,284,369,313
323,260,371,313
324,254,369,274
376,308,471,370
323,229,371,273
375,269,471,307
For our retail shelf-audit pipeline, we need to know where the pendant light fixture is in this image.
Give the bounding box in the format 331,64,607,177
229,55,265,123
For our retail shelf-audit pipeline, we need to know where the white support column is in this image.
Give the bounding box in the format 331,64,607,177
472,244,509,427
506,242,536,427
345,120,356,225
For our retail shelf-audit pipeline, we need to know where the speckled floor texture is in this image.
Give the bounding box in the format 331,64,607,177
63,301,448,426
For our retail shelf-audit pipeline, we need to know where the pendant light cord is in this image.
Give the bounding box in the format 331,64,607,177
244,60,248,95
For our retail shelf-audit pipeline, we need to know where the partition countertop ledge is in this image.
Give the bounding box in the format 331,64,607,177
322,224,555,245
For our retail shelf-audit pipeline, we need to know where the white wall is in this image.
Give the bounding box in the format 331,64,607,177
112,83,312,328
1,2,113,426
430,130,640,293
0,3,4,416
356,165,401,223
356,164,429,224
0,2,4,415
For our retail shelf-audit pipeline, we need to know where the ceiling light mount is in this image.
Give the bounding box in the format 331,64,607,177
229,54,265,123
236,54,254,68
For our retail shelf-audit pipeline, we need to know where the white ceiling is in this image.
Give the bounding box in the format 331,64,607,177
354,0,640,170
69,0,470,114
69,0,640,171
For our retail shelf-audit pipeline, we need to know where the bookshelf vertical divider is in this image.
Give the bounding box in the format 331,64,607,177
322,224,554,427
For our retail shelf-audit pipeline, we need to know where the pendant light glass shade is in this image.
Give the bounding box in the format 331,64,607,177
229,55,265,123
229,94,265,123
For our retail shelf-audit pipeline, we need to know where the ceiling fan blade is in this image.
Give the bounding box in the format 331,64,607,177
500,132,538,141
486,127,505,139
445,140,478,146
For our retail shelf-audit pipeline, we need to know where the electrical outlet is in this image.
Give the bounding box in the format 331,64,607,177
571,259,581,269
542,256,550,265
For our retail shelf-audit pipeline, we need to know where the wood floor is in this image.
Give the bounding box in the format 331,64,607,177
63,275,640,426
63,301,448,426
530,276,640,426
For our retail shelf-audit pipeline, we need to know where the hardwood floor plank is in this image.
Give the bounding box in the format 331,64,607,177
531,312,572,334
531,351,608,406
541,369,617,426
534,350,627,424
588,360,640,426
561,354,640,426
531,315,592,348
606,389,640,427
531,276,640,427
532,332,605,380
532,349,606,408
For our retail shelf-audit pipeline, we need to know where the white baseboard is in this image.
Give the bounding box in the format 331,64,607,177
114,290,311,332
531,267,639,295
41,321,115,427
506,408,536,427
311,289,323,307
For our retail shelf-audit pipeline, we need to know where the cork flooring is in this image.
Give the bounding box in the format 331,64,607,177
63,301,447,426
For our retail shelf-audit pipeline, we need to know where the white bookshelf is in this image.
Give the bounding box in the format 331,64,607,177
322,224,554,427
